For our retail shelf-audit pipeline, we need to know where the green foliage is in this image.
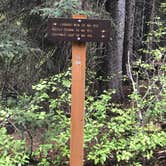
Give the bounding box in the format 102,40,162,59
85,102,166,165
0,65,165,165
0,0,43,95
31,0,95,18
0,128,29,166
0,69,71,165
161,3,166,13
131,15,166,123
0,1,165,166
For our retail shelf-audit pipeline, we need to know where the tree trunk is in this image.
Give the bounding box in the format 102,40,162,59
133,0,156,61
143,0,156,38
133,0,145,59
123,0,136,74
142,0,156,61
105,0,126,101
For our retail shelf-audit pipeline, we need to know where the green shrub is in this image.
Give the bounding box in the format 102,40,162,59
31,0,95,18
1,63,165,165
0,127,29,166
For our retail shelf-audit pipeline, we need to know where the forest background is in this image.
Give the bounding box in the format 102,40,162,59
0,0,166,166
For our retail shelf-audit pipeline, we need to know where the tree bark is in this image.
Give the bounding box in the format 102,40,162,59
123,0,136,74
133,0,156,61
105,0,126,101
143,0,156,37
142,0,156,61
133,0,145,59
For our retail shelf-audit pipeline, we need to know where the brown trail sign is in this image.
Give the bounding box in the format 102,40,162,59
47,15,111,166
48,17,111,42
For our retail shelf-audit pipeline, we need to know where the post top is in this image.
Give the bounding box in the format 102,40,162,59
72,14,87,19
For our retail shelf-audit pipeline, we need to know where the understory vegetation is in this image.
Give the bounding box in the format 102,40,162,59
0,0,166,166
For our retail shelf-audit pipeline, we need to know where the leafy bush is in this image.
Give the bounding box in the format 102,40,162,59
31,0,95,18
0,127,29,166
85,97,166,165
1,66,165,165
0,2,165,165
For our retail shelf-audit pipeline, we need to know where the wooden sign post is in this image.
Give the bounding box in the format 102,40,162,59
70,15,87,166
47,15,110,166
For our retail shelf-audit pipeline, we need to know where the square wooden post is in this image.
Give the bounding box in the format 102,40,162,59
70,14,87,166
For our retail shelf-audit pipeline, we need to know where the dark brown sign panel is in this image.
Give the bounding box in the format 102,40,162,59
48,18,111,42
